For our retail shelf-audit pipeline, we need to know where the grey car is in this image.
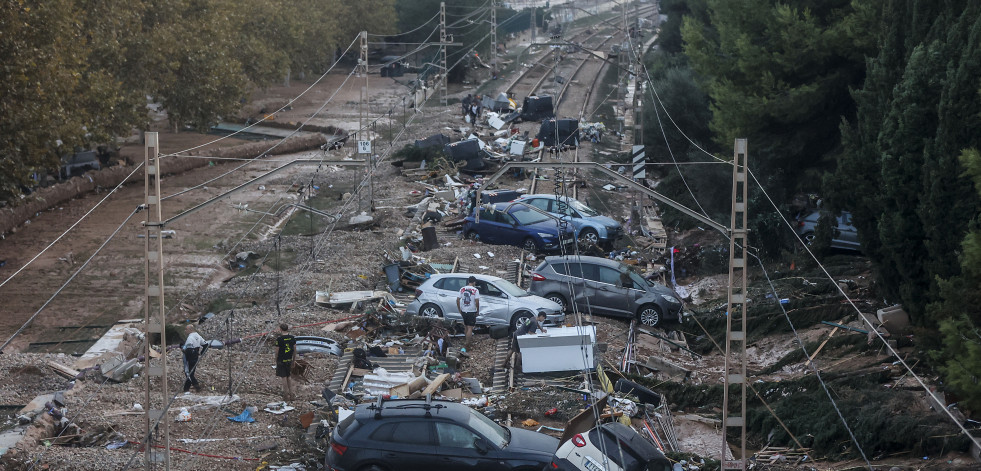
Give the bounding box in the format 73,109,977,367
795,210,860,251
405,273,566,329
528,256,683,327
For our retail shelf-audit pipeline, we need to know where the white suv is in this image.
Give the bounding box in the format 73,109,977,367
550,423,671,471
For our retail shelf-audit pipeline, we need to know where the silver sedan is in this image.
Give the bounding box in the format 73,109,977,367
405,273,565,330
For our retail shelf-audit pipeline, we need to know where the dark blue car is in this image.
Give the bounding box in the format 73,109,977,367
463,202,576,254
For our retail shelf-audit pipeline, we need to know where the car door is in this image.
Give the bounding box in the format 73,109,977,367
568,262,602,315
594,266,632,316
431,422,507,471
366,421,438,469
475,279,510,326
837,212,860,249
496,210,527,246
525,197,552,216
434,277,466,321
476,208,502,244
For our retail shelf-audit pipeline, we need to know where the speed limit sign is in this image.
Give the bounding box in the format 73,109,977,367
357,140,372,154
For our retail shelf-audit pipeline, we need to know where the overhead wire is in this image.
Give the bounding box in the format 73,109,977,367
368,11,440,38
626,14,981,455
0,34,361,296
155,20,504,461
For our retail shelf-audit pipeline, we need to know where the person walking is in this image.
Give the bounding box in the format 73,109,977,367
462,93,473,117
275,324,297,401
456,276,480,345
182,324,207,393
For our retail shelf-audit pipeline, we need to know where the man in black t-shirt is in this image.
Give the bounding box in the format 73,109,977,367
275,323,297,401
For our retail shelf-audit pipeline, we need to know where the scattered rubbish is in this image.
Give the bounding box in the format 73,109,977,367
264,402,296,415
228,407,257,423
106,440,128,450
175,407,192,422
522,418,540,427
294,336,343,356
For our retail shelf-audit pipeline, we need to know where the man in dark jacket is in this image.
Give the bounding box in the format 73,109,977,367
275,324,297,401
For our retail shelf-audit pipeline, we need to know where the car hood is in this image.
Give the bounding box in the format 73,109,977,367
523,219,574,236
648,282,678,299
517,295,562,312
505,427,560,456
584,215,620,228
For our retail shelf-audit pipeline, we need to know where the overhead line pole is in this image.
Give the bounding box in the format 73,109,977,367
440,2,448,106
491,0,498,71
142,132,171,469
358,30,373,212
723,138,749,471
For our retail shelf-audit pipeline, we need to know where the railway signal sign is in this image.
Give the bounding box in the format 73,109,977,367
357,140,372,154
632,145,646,180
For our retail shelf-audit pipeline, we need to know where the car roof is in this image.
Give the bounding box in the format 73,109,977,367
426,273,508,283
520,194,585,204
596,423,663,459
355,398,471,422
543,255,620,269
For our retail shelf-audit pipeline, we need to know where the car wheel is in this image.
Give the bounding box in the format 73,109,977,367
420,303,443,318
510,311,534,331
801,231,815,245
522,238,538,253
578,228,599,246
638,304,662,327
465,231,480,242
544,293,568,312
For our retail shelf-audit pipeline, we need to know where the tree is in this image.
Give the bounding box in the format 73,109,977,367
829,1,981,323
680,0,879,251
930,148,981,413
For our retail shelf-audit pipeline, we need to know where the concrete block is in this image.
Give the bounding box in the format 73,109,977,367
645,355,691,379
877,305,910,333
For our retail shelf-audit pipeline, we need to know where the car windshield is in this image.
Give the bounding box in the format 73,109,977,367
568,198,600,217
494,279,529,297
627,270,651,290
509,204,551,225
468,408,509,447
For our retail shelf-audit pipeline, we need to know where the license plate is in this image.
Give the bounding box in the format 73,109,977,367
583,456,606,471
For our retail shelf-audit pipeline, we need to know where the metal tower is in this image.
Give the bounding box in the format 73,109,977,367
723,138,749,470
142,132,171,469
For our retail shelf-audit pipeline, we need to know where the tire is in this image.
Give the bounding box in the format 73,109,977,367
638,304,662,327
465,231,480,242
522,238,538,253
510,311,534,331
420,303,443,318
578,228,599,246
801,231,815,245
544,293,568,312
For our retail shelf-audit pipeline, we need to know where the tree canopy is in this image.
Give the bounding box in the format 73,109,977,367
0,0,396,201
661,0,981,411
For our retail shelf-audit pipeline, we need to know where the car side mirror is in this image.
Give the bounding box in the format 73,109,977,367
474,438,490,454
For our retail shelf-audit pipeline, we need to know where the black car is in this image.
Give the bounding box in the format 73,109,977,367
326,397,559,471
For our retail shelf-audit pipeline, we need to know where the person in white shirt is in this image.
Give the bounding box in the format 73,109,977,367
456,276,480,346
182,324,207,393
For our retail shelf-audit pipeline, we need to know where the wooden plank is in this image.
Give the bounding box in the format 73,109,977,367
806,327,838,366
47,361,80,379
422,373,450,396
340,365,355,392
